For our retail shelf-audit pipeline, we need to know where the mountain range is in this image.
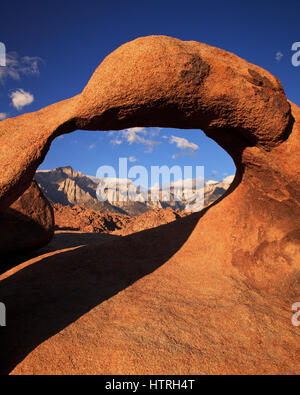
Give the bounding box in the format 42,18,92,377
35,166,234,216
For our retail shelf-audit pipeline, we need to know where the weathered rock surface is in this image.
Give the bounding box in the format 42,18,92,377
53,203,132,233
53,203,187,236
114,206,188,236
0,181,54,256
0,36,299,374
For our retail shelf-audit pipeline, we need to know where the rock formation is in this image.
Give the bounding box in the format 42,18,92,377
53,203,187,235
114,206,188,236
0,181,54,256
0,36,299,374
53,203,132,233
0,35,293,211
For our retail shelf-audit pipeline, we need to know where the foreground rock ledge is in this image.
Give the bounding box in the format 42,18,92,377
0,181,54,256
0,36,299,374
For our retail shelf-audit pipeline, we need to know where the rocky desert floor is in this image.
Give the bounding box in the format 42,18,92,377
1,211,299,375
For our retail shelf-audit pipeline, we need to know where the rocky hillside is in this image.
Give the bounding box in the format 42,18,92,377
53,204,131,233
36,166,234,216
53,203,188,235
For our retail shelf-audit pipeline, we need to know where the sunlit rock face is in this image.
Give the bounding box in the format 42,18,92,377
0,36,299,375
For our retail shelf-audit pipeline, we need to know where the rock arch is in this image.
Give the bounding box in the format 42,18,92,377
0,35,299,288
0,36,293,207
0,35,300,375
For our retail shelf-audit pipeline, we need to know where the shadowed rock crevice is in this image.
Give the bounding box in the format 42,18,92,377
0,181,54,257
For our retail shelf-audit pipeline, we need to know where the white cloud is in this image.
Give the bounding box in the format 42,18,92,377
170,136,199,151
0,52,42,83
123,127,147,144
111,138,122,145
127,127,145,133
170,135,198,159
128,156,137,163
148,127,161,137
10,89,34,110
142,139,161,153
122,127,161,153
276,51,283,62
0,113,7,120
108,127,162,153
88,143,96,150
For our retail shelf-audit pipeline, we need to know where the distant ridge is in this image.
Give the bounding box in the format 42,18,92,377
36,166,234,216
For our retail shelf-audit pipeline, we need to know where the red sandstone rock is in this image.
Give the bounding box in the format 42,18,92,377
0,36,299,375
53,203,188,236
53,203,131,233
0,181,54,256
114,206,188,236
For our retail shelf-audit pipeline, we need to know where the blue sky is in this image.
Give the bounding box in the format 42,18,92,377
0,0,299,185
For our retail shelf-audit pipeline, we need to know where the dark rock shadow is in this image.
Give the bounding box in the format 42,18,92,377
0,208,54,275
0,212,201,375
39,231,121,252
0,232,120,276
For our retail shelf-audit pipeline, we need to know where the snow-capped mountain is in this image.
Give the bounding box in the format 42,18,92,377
36,166,234,215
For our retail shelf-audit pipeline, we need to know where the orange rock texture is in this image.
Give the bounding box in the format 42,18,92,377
0,181,54,255
0,36,299,374
53,204,132,233
53,203,187,235
114,206,188,236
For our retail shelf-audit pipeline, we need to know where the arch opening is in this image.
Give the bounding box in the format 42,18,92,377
35,127,236,237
